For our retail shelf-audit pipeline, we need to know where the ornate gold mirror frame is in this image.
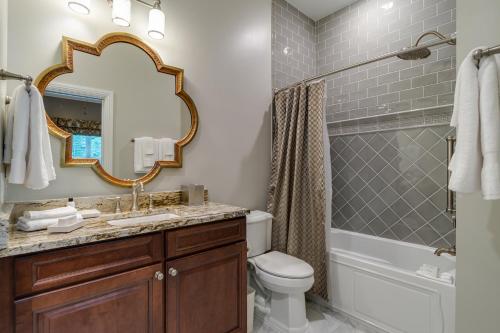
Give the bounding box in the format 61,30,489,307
35,33,199,187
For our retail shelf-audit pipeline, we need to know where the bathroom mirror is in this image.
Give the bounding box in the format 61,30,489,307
36,33,198,187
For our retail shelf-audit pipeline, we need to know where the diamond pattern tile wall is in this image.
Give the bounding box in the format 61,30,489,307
331,125,456,247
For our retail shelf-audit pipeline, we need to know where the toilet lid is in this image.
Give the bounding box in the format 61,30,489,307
254,251,314,279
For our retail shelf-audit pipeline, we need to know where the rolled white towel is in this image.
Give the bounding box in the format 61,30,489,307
23,206,77,220
58,214,83,226
16,217,59,232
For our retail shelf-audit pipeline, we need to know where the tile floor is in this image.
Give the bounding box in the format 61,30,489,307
253,301,379,333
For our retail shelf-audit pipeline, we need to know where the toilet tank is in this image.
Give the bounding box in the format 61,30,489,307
246,210,273,258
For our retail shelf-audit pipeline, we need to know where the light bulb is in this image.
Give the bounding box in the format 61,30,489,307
112,0,131,27
68,0,90,15
148,6,165,39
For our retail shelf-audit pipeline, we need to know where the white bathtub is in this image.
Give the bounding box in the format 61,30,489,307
328,229,455,333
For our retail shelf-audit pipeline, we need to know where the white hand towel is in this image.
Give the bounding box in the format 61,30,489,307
449,48,483,193
3,85,25,164
25,86,56,189
24,206,77,220
158,138,175,161
134,137,158,173
6,85,30,183
4,85,56,189
479,54,500,199
16,216,58,232
143,139,155,155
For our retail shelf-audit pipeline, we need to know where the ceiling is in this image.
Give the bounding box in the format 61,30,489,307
285,0,358,21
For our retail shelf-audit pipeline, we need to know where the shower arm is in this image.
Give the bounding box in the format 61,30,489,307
414,31,456,47
274,31,457,94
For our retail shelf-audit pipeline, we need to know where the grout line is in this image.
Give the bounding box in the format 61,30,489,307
327,104,453,125
329,121,450,137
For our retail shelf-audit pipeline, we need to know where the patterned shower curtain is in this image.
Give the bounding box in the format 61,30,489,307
267,81,328,299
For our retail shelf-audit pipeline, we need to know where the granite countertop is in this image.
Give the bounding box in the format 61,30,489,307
0,202,249,258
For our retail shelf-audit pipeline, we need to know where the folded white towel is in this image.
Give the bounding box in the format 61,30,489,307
58,213,84,226
479,54,500,199
449,48,483,193
17,212,83,232
4,85,56,189
134,137,158,173
158,138,175,161
16,217,58,232
143,139,155,155
24,206,77,220
418,264,439,278
439,272,454,284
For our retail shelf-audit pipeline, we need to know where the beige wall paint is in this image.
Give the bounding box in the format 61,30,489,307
455,0,500,331
5,0,272,210
44,97,102,121
0,0,7,203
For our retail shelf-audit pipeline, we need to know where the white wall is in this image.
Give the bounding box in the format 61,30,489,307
455,0,500,331
0,0,7,203
5,0,272,210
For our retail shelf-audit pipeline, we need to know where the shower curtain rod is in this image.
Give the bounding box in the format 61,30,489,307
274,33,457,94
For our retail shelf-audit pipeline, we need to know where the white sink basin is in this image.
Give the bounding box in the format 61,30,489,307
107,213,180,227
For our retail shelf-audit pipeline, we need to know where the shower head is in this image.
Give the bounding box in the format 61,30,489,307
397,47,432,60
397,31,456,61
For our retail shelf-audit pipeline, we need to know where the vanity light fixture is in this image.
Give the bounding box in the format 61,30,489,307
67,0,91,15
67,0,166,39
112,0,131,27
147,1,165,40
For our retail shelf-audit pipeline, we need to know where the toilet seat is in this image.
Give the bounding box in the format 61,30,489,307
254,251,314,279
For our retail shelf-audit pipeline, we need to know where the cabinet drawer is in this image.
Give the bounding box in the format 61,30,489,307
15,233,163,297
15,263,164,333
166,218,245,259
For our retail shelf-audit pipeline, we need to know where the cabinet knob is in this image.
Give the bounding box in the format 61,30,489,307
154,271,164,281
168,268,178,277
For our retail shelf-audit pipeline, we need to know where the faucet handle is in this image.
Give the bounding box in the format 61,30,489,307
113,197,122,214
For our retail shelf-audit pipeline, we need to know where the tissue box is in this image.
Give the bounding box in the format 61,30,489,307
181,184,205,206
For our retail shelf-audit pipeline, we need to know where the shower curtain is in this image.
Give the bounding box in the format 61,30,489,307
267,80,329,299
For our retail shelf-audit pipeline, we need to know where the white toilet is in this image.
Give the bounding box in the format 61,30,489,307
247,211,314,333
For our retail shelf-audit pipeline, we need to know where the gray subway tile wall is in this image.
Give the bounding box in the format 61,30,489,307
272,0,317,90
331,126,455,247
317,0,456,124
271,0,456,247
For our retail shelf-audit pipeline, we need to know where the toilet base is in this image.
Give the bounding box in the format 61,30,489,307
266,291,310,333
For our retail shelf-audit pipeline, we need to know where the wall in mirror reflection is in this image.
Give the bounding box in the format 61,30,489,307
43,42,192,180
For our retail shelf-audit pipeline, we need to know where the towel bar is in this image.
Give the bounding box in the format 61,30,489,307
446,136,456,227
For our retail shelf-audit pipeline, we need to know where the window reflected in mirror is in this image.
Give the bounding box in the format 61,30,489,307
44,96,104,163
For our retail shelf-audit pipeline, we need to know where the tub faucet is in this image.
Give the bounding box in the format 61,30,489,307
434,245,456,256
131,181,144,212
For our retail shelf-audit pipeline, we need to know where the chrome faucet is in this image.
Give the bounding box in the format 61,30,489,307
434,245,456,256
131,181,144,212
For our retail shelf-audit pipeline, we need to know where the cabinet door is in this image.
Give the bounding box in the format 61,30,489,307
15,263,164,333
167,241,247,333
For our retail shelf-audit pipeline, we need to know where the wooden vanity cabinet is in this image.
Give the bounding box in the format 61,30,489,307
15,263,164,333
166,242,247,333
1,217,247,333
